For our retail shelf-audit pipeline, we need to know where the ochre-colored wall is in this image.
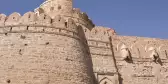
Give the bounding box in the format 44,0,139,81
0,12,94,84
1,0,168,83
84,26,168,84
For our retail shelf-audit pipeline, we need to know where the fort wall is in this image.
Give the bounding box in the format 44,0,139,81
35,2,95,29
0,12,94,84
37,0,73,17
1,0,168,83
84,27,168,84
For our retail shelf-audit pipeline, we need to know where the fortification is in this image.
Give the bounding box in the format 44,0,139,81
35,0,73,17
0,0,168,84
34,0,95,30
0,12,94,84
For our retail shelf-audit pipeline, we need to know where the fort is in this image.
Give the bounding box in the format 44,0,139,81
0,0,167,84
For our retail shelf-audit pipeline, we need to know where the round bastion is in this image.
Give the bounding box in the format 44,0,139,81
34,0,95,30
0,12,94,84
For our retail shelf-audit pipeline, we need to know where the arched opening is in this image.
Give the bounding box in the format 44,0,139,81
99,77,114,84
58,5,62,10
50,7,54,11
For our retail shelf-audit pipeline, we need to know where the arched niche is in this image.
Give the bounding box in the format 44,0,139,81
159,45,168,59
99,77,114,84
144,43,158,58
131,42,145,58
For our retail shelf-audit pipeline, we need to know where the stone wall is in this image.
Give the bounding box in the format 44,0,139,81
111,35,168,84
1,1,168,83
34,0,95,30
84,26,168,84
36,0,73,17
84,26,119,84
0,12,94,84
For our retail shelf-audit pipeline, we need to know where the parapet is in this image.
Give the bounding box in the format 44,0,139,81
34,7,95,30
0,12,80,39
72,8,95,29
85,26,116,41
35,0,73,17
1,12,76,28
0,13,6,26
112,35,168,60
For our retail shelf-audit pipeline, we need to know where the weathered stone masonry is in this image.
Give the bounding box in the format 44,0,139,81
0,0,168,84
0,12,94,84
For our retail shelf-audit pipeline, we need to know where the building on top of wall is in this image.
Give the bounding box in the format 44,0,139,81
0,0,167,84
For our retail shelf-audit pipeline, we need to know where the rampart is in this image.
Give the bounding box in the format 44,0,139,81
84,26,168,84
35,6,95,30
1,0,168,83
0,12,94,84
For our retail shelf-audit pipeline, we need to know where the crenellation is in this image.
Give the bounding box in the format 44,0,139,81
5,12,21,26
52,15,66,28
0,12,80,36
0,14,6,26
71,8,95,29
86,26,114,42
36,13,52,26
111,35,168,60
19,12,37,25
72,8,89,21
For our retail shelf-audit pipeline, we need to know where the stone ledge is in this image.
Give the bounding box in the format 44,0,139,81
0,25,80,40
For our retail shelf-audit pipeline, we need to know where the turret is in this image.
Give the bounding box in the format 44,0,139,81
35,0,73,18
34,0,95,29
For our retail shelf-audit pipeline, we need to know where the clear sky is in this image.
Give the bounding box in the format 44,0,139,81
0,0,168,39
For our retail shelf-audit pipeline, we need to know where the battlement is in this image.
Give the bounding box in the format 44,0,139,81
34,7,95,29
72,8,95,28
83,25,168,62
0,12,80,39
87,33,168,61
85,26,116,41
0,11,95,84
36,0,73,16
111,35,168,60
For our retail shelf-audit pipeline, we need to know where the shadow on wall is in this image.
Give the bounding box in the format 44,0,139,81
124,50,133,63
77,25,97,84
109,37,123,84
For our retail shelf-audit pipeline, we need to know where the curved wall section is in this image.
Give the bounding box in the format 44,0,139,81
0,12,94,84
36,0,73,17
34,7,95,30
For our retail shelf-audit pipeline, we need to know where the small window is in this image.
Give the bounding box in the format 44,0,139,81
28,14,31,18
6,79,11,83
65,22,67,28
50,7,54,11
58,5,62,10
13,17,15,19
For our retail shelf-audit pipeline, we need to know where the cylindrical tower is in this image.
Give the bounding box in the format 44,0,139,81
35,0,73,18
34,0,95,30
0,12,94,84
